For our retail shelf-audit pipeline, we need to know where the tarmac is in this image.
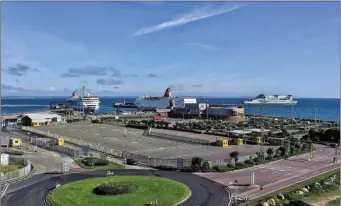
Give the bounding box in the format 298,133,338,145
1,170,231,206
35,122,274,160
196,144,340,200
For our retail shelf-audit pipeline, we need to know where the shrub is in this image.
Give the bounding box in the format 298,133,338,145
4,150,24,156
93,182,139,196
82,157,109,166
202,161,210,171
235,162,246,169
227,164,234,168
212,165,234,172
95,159,109,166
253,157,261,163
244,159,255,166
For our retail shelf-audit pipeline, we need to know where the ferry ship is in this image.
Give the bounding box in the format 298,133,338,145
134,88,196,109
244,94,297,105
67,86,100,112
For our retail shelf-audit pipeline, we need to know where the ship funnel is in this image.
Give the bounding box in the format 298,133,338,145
72,91,78,97
163,87,172,97
82,86,88,97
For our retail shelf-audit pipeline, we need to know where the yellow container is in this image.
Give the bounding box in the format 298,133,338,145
32,122,42,127
256,137,262,144
9,138,23,147
216,139,228,147
57,138,64,146
232,138,244,145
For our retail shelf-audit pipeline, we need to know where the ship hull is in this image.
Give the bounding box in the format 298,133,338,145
135,98,171,109
244,101,297,105
69,105,99,112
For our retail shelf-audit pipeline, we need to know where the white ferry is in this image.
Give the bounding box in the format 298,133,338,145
244,94,297,105
67,86,100,112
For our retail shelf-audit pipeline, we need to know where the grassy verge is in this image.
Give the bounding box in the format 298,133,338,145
252,171,340,206
0,164,25,172
325,198,340,206
47,176,191,206
75,158,124,170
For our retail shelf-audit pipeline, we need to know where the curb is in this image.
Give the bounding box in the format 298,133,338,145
175,190,192,206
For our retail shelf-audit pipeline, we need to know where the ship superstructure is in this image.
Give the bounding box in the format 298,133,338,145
67,86,100,112
134,87,197,109
244,94,297,105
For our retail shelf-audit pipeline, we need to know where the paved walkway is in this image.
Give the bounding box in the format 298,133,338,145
196,144,340,200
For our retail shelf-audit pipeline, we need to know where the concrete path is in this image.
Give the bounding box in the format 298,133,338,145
196,144,340,200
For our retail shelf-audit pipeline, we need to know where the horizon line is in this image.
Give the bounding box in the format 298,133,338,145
1,95,340,99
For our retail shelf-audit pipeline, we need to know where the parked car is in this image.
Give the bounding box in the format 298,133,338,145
126,159,137,165
286,200,312,206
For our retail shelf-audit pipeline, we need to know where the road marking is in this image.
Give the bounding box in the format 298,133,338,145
1,183,9,198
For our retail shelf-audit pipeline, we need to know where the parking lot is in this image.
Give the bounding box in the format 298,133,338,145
35,122,274,160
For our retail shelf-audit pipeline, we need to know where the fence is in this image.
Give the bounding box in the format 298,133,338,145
21,126,233,168
0,159,32,182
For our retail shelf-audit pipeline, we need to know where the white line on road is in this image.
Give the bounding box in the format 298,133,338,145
1,183,9,198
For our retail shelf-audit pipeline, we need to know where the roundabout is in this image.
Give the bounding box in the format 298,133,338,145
47,176,191,206
2,169,231,206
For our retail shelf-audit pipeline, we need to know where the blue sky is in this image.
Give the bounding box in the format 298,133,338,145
1,2,340,97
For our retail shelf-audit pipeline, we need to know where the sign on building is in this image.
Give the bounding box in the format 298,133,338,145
176,158,183,169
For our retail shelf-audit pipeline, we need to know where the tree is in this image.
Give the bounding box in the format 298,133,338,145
191,157,203,172
281,129,290,137
266,148,275,157
277,146,287,157
229,151,240,164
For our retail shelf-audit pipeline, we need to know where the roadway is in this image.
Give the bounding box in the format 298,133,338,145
1,170,231,206
196,144,340,201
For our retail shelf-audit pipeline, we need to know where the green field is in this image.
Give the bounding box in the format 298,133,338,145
75,158,125,170
47,176,191,206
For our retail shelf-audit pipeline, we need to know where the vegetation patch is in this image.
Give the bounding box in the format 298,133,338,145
93,182,139,196
3,150,24,156
251,171,340,206
47,176,191,206
76,157,124,170
325,198,340,206
0,164,24,173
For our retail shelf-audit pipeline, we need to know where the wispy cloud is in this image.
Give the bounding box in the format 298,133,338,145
132,3,245,37
147,73,158,78
2,83,71,93
3,64,40,76
61,66,120,78
96,78,123,86
187,43,219,50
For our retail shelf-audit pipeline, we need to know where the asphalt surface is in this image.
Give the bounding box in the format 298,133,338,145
2,170,231,206
34,122,270,160
196,144,340,200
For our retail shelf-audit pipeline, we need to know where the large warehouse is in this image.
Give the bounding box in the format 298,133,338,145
21,113,63,127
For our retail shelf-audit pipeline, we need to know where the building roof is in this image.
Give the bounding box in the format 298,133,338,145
246,128,271,133
229,130,252,134
23,113,61,122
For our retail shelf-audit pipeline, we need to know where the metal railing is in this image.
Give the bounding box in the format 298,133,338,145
0,159,32,182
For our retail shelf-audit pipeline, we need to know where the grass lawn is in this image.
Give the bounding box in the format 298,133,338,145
325,198,340,206
75,158,124,170
47,176,191,206
0,164,24,172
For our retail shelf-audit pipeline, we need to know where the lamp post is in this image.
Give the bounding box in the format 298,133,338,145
259,104,265,160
